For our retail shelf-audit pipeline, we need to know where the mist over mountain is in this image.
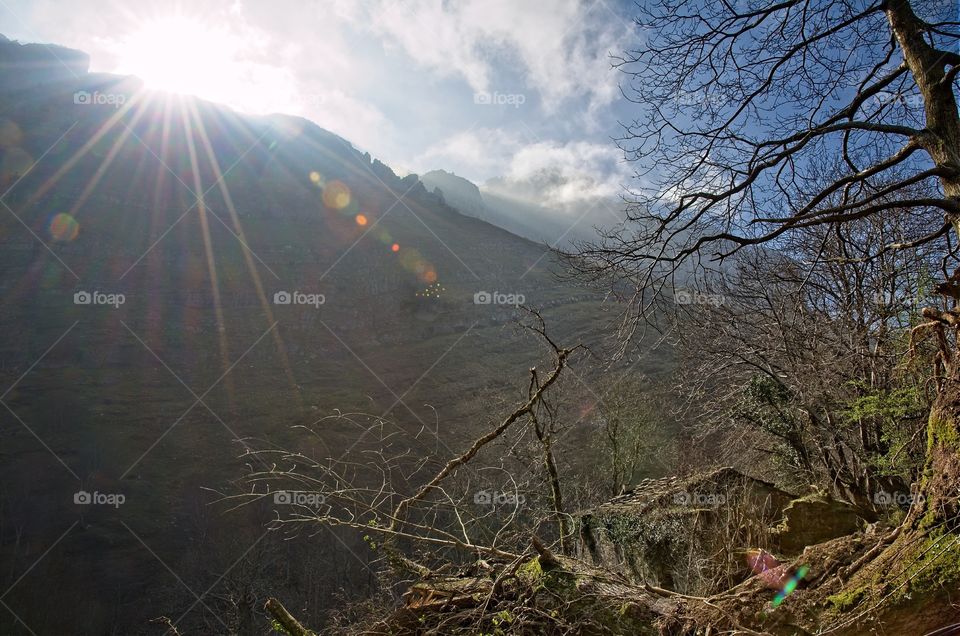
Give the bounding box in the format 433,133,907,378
421,168,627,248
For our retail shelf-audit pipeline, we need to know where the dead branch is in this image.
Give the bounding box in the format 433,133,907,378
265,597,316,636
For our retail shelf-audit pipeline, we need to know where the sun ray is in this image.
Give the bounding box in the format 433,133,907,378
180,100,232,402
142,95,177,345
59,97,153,223
23,91,147,208
186,100,300,398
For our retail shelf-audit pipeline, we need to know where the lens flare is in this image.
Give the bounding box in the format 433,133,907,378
48,213,80,242
355,214,368,226
0,120,23,147
771,565,809,607
415,282,445,298
396,247,439,284
1,147,33,180
309,170,325,186
322,180,351,209
746,549,786,590
745,549,808,607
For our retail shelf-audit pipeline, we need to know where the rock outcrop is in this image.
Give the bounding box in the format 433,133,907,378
772,493,864,555
576,467,864,595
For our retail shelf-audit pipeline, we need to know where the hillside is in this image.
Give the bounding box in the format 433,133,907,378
0,36,669,634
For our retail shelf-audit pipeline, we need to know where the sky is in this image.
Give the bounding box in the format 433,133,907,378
0,0,641,206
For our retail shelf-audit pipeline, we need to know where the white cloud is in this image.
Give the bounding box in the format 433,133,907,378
415,130,630,208
54,0,393,152
497,140,629,207
413,128,520,177
3,0,634,190
298,89,392,154
340,0,632,115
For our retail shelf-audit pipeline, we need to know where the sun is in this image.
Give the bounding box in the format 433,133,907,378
110,13,298,114
115,16,238,96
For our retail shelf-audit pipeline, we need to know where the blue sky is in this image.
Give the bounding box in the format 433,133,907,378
0,0,640,206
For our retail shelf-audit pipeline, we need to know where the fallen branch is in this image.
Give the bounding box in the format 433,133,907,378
838,526,901,582
389,313,576,529
531,535,560,568
265,597,316,636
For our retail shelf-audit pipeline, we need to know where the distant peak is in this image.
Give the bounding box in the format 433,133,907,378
421,169,481,191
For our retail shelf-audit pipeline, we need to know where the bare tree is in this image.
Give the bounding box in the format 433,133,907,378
575,0,955,316
222,312,596,629
561,0,960,625
591,378,677,497
666,208,937,510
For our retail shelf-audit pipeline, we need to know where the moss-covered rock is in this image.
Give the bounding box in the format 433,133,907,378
774,497,863,555
576,468,794,594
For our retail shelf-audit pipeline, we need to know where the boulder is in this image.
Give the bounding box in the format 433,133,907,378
773,494,863,555
576,467,866,595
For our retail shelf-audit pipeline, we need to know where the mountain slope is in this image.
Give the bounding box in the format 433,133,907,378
0,35,672,635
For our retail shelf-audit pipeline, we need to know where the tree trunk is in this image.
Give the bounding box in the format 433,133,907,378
886,1,960,187
885,0,960,529
909,380,960,529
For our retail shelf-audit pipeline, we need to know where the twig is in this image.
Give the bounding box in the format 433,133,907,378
148,616,182,636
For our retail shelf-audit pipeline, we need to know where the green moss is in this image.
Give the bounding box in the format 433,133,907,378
517,557,576,594
927,413,960,455
513,557,661,633
900,531,960,594
918,412,960,528
830,529,960,621
827,585,868,613
789,489,829,504
517,557,542,580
